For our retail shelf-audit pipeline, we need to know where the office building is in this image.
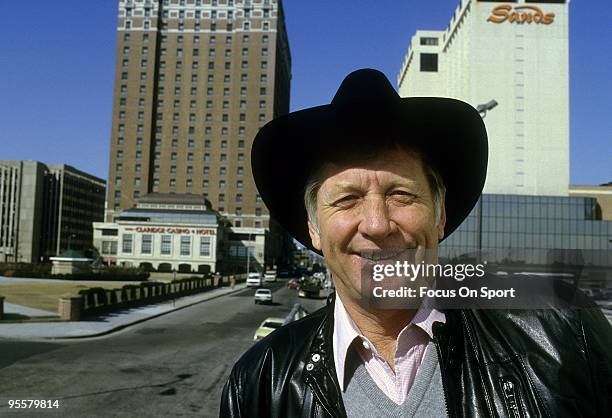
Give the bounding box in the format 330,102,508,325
398,0,569,196
0,161,106,263
107,0,291,233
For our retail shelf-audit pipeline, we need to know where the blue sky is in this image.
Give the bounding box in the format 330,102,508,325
0,1,610,185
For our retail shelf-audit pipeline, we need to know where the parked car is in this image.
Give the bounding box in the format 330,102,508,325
298,275,321,298
246,272,262,287
264,269,277,283
253,317,285,341
254,288,273,304
287,278,300,289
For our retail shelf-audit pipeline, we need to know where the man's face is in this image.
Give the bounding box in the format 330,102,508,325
307,147,446,303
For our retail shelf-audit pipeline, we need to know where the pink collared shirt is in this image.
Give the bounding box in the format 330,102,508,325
333,294,446,405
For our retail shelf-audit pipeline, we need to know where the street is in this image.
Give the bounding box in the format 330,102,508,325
0,280,328,417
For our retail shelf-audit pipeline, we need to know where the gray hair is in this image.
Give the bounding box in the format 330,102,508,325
303,156,446,233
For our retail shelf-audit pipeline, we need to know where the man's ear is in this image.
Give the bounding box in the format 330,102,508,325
437,201,447,241
307,221,322,251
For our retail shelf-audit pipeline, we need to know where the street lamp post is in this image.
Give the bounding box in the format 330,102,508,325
475,99,499,262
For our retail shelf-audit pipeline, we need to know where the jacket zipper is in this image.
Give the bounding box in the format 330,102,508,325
501,378,524,418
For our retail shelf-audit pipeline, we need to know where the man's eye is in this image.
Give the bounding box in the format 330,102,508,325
389,191,416,200
333,195,358,207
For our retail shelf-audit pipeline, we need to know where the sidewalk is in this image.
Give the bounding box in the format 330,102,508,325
0,283,247,340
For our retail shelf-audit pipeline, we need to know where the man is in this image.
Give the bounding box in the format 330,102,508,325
220,69,612,417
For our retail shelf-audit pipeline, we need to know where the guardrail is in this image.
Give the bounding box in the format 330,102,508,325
58,274,246,321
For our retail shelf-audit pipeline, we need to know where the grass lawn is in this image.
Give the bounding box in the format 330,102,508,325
0,281,142,313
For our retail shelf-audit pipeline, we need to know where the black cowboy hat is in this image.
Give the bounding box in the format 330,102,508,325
251,68,488,253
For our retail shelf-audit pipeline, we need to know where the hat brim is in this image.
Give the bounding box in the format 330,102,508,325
252,97,488,254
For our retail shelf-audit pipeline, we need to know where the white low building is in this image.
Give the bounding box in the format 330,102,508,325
93,193,221,273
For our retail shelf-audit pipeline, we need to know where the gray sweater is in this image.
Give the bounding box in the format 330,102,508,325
341,341,447,418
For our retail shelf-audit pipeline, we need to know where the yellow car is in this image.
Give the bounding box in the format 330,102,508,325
253,317,285,341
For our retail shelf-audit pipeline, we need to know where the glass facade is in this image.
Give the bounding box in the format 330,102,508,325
440,194,612,267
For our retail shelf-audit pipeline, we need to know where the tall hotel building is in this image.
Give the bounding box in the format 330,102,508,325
397,1,612,275
398,0,569,196
107,0,291,233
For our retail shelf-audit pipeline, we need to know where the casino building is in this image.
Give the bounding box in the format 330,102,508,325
398,0,569,196
93,193,222,273
397,1,612,284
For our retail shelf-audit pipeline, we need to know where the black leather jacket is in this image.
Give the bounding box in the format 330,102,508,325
220,293,612,417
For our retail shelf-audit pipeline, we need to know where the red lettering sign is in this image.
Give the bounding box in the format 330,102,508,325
487,4,555,25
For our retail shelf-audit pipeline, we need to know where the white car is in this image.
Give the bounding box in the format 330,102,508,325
246,272,262,287
254,288,273,304
264,270,277,283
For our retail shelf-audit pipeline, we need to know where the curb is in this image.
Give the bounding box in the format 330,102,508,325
33,285,249,341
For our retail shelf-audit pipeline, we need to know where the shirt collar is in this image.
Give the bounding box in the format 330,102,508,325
332,292,446,389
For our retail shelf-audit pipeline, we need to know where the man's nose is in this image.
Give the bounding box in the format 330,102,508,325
357,196,395,239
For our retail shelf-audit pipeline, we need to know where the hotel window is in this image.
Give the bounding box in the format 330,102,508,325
141,59,148,68
218,193,225,202
236,193,242,202
219,166,227,175
235,207,242,216
243,21,250,30
154,165,160,173
259,100,266,109
261,48,268,56
141,235,153,254
138,111,145,119
256,194,262,203
261,61,268,69
219,180,226,188
241,61,248,69
116,150,123,159
135,151,142,160
186,179,192,188
237,153,245,161
237,166,244,175
169,179,176,187
187,153,193,161
180,236,191,256
221,128,228,137
203,179,209,187
142,46,149,54
191,74,198,82
121,72,128,80
238,139,245,148
134,177,141,187
135,163,142,172
171,152,177,160
224,62,231,70
205,113,212,122
255,207,262,216
223,101,229,109
420,53,438,72
124,33,130,42
187,139,194,148
261,74,267,83
119,111,126,119
262,35,268,44
236,180,243,188
192,62,199,69
199,237,211,257
116,163,123,172
161,235,172,255
170,165,177,174
240,87,247,95
186,166,193,175
260,87,266,95
117,137,124,145
204,153,211,162
172,138,178,147
203,166,210,175
263,22,269,31
225,49,231,58
193,48,199,57
122,234,133,254
220,153,227,161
